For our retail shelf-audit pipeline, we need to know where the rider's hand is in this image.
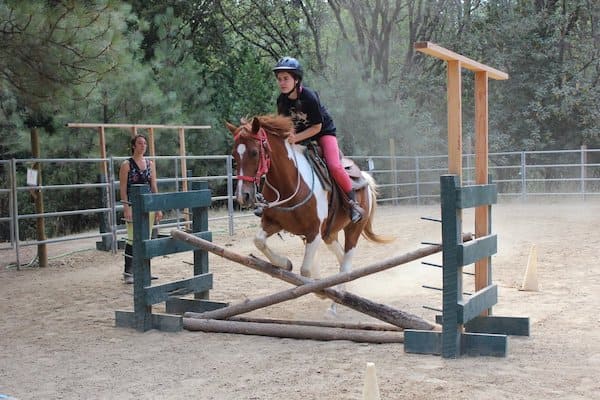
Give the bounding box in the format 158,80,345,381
287,132,296,144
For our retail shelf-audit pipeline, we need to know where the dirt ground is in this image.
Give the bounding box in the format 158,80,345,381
1,201,599,400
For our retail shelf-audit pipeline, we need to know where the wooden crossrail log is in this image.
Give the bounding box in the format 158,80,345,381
226,316,402,331
171,230,473,330
182,318,405,343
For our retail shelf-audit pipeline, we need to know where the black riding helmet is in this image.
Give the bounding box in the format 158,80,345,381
273,57,303,82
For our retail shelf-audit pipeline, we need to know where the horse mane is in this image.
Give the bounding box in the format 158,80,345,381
256,114,293,138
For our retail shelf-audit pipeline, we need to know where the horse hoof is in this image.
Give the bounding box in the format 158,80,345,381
285,260,293,271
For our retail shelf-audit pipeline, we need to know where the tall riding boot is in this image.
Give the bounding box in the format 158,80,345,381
123,244,134,284
346,190,365,223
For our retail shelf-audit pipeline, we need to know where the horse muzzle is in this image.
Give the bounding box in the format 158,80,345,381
235,181,257,208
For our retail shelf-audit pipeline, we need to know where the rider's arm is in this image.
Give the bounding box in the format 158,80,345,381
290,123,322,144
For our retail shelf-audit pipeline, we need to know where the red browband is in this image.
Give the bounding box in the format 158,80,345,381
235,127,271,184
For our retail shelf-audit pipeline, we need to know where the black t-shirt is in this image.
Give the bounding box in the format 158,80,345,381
276,86,336,141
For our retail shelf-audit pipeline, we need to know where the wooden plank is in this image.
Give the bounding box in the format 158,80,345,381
140,189,211,212
143,231,212,258
144,273,213,305
178,127,188,193
115,310,182,332
447,60,463,177
67,123,211,130
461,332,507,357
465,315,530,336
165,298,228,315
456,184,497,209
458,284,498,324
459,234,497,266
415,42,509,80
148,127,155,157
474,72,491,296
440,175,462,358
404,330,442,355
183,319,405,343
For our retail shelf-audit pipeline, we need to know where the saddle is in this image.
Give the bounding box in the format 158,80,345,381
304,142,368,193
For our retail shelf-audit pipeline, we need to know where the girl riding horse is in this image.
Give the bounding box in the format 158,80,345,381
272,57,365,223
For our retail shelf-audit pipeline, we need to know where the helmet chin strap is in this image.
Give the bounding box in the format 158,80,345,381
284,82,302,98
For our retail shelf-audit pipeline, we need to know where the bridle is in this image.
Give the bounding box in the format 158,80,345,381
235,126,314,211
235,127,271,185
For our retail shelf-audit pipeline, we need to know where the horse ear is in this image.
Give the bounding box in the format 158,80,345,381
225,121,237,135
251,117,261,134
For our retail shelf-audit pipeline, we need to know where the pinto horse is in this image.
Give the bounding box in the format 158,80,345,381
226,114,392,283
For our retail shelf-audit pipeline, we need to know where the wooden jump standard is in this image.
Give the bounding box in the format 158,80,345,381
171,230,473,337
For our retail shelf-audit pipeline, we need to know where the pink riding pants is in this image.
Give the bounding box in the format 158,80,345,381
318,134,352,193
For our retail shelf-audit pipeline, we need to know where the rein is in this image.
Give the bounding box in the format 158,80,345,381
236,126,314,212
235,127,271,185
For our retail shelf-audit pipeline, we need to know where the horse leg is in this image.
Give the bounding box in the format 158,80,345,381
253,228,292,271
299,236,323,278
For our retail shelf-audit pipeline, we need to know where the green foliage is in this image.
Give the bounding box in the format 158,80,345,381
2,0,599,240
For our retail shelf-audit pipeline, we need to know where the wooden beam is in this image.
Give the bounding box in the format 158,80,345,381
474,71,491,294
98,126,108,178
227,316,403,331
415,42,508,80
447,60,463,177
183,318,406,343
171,230,471,329
67,123,211,130
178,127,188,192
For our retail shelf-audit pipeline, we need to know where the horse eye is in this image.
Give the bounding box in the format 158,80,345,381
249,149,259,158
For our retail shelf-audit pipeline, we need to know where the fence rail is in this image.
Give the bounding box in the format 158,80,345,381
1,147,599,267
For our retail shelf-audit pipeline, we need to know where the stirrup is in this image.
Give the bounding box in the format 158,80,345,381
348,200,364,223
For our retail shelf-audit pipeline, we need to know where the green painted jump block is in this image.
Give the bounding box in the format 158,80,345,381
458,283,498,324
165,298,229,314
140,189,212,212
115,310,183,332
459,234,497,266
144,273,214,305
404,330,443,355
465,315,530,336
143,231,212,258
404,330,508,357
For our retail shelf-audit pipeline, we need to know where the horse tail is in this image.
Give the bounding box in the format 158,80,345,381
360,173,395,244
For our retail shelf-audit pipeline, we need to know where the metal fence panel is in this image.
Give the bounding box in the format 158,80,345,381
3,147,600,266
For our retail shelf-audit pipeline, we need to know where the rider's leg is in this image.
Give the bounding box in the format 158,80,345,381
318,135,364,223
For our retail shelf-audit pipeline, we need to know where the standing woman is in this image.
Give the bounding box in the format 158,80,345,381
273,57,364,223
119,134,162,284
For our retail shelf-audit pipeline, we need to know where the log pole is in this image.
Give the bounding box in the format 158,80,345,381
171,230,472,330
182,318,405,344
227,316,402,331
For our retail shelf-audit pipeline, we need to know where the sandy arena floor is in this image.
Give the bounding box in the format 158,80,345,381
1,201,599,399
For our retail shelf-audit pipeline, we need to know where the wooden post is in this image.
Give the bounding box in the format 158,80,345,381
474,71,490,294
30,127,48,268
178,127,188,192
447,60,463,178
98,126,108,178
389,138,398,204
147,127,156,157
414,41,508,316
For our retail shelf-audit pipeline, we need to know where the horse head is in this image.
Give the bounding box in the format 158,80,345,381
226,117,271,208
